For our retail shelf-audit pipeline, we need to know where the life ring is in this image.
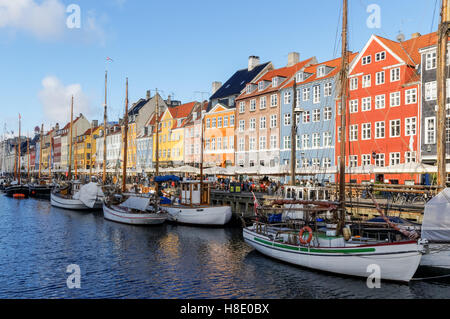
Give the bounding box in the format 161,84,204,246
299,226,313,245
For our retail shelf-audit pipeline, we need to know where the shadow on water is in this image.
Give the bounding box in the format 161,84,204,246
1,194,450,298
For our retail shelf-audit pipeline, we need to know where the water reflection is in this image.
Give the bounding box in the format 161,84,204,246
0,194,449,299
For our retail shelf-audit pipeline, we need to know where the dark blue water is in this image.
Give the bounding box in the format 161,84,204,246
0,194,449,299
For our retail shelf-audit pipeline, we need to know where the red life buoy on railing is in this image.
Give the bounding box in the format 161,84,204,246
299,226,313,245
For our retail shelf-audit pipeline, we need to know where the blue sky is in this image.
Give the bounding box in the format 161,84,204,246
0,0,441,135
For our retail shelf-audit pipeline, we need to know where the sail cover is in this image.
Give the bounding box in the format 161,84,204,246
120,196,149,211
422,188,450,242
74,183,104,208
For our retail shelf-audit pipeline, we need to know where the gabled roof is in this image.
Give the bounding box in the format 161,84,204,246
182,101,209,128
282,53,358,89
237,57,316,100
210,62,271,100
168,102,196,120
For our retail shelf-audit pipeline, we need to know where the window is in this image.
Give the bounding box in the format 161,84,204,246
323,158,331,168
375,95,385,109
303,111,310,123
349,155,358,168
350,99,358,113
390,92,401,107
375,51,386,62
270,135,277,149
390,68,400,82
217,137,222,150
312,133,320,148
350,125,358,141
260,116,266,129
390,119,401,137
405,88,417,104
284,91,292,105
405,151,416,163
211,138,216,150
313,86,320,104
230,115,235,126
313,109,320,122
250,118,256,130
337,126,341,142
312,158,321,167
362,154,371,166
272,77,278,87
239,102,245,113
302,158,309,168
246,85,253,94
426,51,437,70
250,99,256,111
284,113,291,126
302,134,309,149
206,118,210,128
258,81,265,91
425,81,437,101
269,114,277,128
317,66,326,77
259,136,266,150
362,97,372,111
223,116,228,127
239,120,245,132
362,123,371,140
303,88,311,101
375,154,385,167
238,138,244,151
350,77,358,90
324,82,332,96
223,137,227,150
260,96,267,109
405,117,417,136
296,72,304,82
362,55,371,65
283,136,291,149
229,136,234,150
375,121,385,139
249,137,256,150
218,117,222,128
324,107,332,121
425,117,436,144
390,153,400,166
362,74,371,88
323,132,332,147
211,118,216,128
376,71,385,85
270,94,278,107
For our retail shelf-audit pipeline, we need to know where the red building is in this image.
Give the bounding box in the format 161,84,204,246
336,33,433,185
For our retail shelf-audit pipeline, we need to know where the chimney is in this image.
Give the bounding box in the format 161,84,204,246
92,120,98,127
411,32,421,39
248,56,260,71
146,90,151,99
167,95,172,105
55,123,59,131
212,81,222,95
287,52,300,67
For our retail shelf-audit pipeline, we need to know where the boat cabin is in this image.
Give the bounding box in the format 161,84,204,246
284,185,331,202
180,181,211,206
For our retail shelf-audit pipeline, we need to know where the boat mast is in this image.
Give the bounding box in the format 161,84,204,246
200,102,205,204
68,96,74,181
437,0,450,189
27,133,30,180
49,135,52,183
122,78,129,193
74,127,78,180
338,0,349,235
39,124,43,180
155,89,160,177
18,114,21,185
103,71,108,184
89,122,93,180
290,76,298,186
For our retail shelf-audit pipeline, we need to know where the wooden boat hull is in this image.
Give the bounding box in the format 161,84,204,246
50,193,103,211
164,205,232,226
243,226,423,282
103,203,168,225
29,185,53,200
5,185,29,198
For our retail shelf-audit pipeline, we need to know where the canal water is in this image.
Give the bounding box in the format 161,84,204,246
0,194,449,299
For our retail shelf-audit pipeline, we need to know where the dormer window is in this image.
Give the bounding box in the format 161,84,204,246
258,81,265,91
246,84,253,94
296,72,304,82
317,66,326,78
272,77,279,87
192,113,197,121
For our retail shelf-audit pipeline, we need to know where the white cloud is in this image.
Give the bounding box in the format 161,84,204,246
0,0,66,39
38,76,92,125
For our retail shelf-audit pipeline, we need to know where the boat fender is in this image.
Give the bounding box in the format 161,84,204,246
343,227,351,241
299,226,313,245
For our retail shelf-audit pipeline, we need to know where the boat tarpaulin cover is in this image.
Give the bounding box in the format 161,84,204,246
422,188,450,242
74,183,104,208
120,196,149,211
154,175,180,182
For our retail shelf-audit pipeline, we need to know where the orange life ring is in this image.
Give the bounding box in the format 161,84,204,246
299,226,313,245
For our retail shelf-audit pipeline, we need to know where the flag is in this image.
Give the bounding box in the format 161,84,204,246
251,191,260,216
106,57,114,62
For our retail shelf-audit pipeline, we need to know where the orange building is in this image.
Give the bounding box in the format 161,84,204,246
203,103,235,167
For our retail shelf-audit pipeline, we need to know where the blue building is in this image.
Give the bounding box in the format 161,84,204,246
279,56,348,183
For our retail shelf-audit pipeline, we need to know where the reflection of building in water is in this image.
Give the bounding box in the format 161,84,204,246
159,233,181,260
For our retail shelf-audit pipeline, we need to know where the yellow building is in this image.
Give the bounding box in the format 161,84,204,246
152,102,196,167
121,122,137,170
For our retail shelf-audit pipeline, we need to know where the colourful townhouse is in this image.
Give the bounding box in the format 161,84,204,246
336,33,431,185
280,54,358,183
183,101,208,167
235,53,316,168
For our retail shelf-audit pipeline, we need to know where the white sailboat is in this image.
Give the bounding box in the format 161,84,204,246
243,0,425,283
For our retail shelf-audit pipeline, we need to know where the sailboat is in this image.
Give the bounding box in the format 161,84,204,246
51,96,104,210
242,0,425,283
103,78,169,225
156,100,232,226
5,114,29,199
29,124,53,200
